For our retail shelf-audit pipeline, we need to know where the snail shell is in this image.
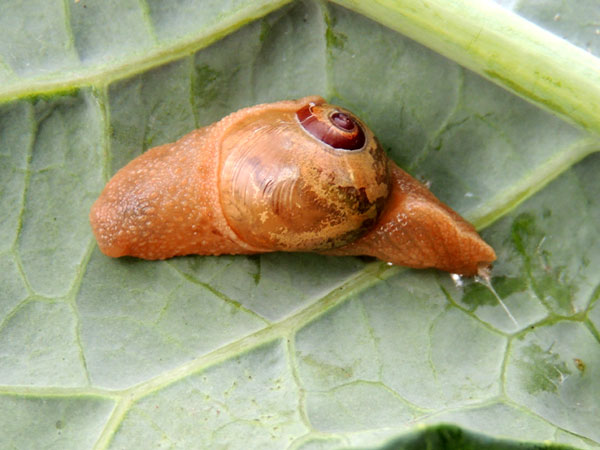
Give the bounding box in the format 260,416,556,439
219,100,388,251
90,96,495,276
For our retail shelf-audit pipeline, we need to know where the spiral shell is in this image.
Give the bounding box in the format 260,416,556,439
219,100,388,251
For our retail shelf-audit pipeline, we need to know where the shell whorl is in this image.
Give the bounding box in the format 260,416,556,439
296,102,366,150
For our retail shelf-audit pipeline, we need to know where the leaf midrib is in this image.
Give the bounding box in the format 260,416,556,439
0,0,293,103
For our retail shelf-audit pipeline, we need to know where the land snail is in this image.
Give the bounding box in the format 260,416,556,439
90,96,496,276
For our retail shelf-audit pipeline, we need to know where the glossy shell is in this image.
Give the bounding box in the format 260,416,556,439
218,100,389,251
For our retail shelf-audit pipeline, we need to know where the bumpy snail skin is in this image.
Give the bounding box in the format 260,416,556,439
90,96,495,276
322,164,496,276
89,124,254,260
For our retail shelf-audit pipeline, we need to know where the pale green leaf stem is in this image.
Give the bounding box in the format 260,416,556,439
333,0,600,137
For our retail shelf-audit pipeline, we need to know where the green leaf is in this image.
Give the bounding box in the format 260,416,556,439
1,0,599,448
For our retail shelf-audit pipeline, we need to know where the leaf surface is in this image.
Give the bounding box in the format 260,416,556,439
1,0,599,448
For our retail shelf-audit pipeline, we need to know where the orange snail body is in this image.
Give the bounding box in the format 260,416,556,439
90,96,496,276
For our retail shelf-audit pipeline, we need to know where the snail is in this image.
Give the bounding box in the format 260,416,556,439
90,96,496,276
